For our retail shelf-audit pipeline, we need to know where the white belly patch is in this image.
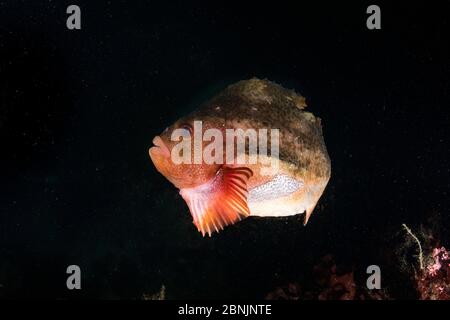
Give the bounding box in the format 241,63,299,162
248,174,303,203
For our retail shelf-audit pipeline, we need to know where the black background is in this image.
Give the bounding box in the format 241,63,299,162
0,1,449,299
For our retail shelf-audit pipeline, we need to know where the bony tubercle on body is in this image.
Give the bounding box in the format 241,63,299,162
149,78,331,237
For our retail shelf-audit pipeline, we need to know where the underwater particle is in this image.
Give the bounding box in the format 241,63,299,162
149,78,331,236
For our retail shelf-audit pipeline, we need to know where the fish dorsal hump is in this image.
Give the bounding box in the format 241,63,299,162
224,78,307,110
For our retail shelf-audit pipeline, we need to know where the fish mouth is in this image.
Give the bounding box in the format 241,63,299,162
149,136,170,158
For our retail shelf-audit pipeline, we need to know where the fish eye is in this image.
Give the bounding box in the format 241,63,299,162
180,123,193,134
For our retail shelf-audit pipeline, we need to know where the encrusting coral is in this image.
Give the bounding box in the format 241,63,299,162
416,246,450,300
401,223,449,300
265,255,389,300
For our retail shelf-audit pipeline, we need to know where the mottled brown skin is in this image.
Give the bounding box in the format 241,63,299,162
150,78,331,225
178,78,330,184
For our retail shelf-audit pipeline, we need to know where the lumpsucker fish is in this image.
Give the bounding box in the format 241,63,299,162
149,78,331,236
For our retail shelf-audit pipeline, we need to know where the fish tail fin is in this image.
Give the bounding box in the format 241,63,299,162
303,185,326,225
303,202,317,226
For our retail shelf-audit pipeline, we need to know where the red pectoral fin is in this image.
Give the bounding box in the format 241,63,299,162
179,166,253,237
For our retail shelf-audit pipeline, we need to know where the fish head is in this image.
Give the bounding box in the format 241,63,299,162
149,113,256,236
149,116,221,189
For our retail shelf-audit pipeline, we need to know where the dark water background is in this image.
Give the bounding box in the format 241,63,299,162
0,1,449,299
